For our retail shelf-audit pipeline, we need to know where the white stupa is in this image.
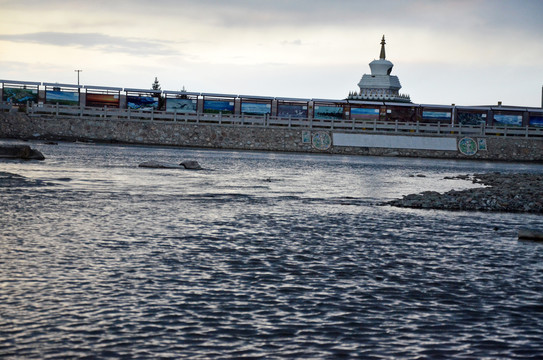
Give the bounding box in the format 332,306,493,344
348,36,411,103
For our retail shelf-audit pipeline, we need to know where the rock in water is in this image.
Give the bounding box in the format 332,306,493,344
180,160,202,170
518,229,543,241
0,145,45,160
138,160,203,170
138,161,182,169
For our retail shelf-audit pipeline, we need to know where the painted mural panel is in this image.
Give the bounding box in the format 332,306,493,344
387,106,416,122
350,107,379,120
166,98,197,113
314,105,343,120
458,111,487,125
127,95,159,110
3,87,38,104
422,111,451,121
277,104,308,118
45,90,80,106
493,114,522,126
529,116,543,127
241,102,271,115
203,100,234,114
86,93,120,107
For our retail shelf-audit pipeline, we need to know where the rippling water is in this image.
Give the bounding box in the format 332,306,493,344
1,140,543,359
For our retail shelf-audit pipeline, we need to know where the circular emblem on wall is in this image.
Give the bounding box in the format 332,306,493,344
458,137,477,156
312,132,332,150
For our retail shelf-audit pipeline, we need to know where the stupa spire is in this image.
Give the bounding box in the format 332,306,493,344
379,35,386,60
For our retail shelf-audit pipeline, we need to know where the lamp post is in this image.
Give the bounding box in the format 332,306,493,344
74,69,82,86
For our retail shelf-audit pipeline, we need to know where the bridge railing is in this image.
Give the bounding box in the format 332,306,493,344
24,103,543,139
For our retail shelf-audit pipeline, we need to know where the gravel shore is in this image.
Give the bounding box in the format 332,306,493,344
385,172,543,213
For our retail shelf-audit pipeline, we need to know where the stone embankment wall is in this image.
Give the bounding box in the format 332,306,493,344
1,112,542,161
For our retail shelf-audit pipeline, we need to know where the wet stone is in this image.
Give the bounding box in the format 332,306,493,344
0,145,45,160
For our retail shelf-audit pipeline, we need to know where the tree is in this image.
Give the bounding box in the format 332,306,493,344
152,77,161,91
178,85,188,99
152,77,165,110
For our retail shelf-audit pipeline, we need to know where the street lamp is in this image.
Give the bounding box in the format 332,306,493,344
74,69,82,86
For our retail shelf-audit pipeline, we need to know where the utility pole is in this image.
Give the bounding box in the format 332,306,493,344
74,69,82,86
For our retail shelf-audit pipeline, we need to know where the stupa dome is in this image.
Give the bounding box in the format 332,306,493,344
348,35,411,103
369,59,394,76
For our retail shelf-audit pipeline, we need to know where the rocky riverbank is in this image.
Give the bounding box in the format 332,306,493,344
385,172,543,213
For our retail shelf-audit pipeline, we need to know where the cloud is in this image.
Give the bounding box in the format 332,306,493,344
3,0,543,34
131,0,543,34
0,32,179,56
281,39,303,46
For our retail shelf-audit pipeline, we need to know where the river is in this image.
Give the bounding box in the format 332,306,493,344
1,139,543,359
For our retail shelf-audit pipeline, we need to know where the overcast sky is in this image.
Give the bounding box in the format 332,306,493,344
1,0,542,106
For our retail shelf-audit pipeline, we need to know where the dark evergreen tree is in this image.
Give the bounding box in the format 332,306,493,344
152,77,161,91
152,77,165,110
179,85,188,99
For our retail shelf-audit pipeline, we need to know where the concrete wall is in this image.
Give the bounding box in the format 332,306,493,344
1,112,542,161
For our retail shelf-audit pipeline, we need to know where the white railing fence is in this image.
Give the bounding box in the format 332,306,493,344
17,103,543,139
